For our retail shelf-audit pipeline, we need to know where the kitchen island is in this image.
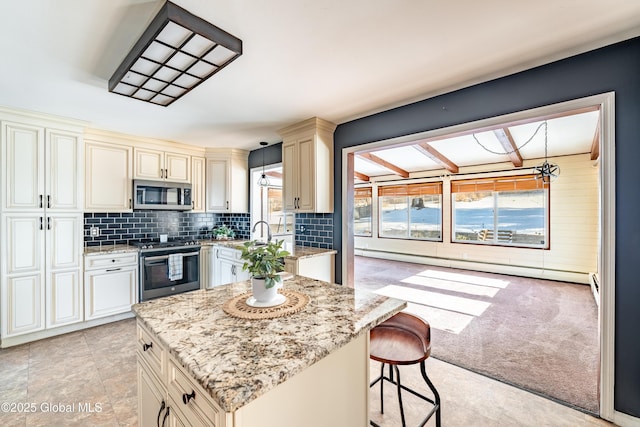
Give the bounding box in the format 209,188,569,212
132,275,406,427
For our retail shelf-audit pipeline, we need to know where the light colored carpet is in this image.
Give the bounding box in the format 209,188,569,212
355,255,599,414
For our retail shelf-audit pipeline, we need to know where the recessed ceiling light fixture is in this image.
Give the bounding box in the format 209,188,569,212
108,1,242,106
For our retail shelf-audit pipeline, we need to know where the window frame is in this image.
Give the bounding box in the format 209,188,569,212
354,186,373,237
450,174,550,249
377,181,443,242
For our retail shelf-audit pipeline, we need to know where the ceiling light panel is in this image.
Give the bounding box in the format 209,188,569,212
108,1,242,106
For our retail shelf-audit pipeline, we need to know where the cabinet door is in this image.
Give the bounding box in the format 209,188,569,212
135,148,164,180
85,141,133,211
282,141,297,211
47,214,82,271
206,158,229,212
84,266,137,320
234,261,250,282
3,274,44,337
138,362,168,427
2,121,44,211
46,269,82,328
46,129,82,211
3,214,44,275
296,137,316,212
191,156,206,212
200,247,210,289
165,152,190,182
217,258,236,286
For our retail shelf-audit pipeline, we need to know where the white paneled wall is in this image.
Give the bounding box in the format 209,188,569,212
355,154,599,283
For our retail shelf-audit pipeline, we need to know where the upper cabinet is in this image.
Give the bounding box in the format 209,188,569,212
278,117,336,213
134,148,190,182
205,149,248,213
85,139,133,212
191,156,206,212
1,121,83,212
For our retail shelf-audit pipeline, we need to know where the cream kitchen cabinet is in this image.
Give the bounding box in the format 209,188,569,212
84,252,138,320
137,321,226,427
211,246,249,287
205,149,248,213
1,213,83,337
134,147,190,182
200,245,212,289
278,117,336,213
191,156,206,212
1,121,83,212
1,109,85,342
84,140,133,211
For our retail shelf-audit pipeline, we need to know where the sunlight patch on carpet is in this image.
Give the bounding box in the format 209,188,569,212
374,284,491,316
401,275,501,297
404,302,474,334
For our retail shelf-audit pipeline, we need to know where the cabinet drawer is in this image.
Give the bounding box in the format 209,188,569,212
168,358,221,427
216,246,241,261
137,322,166,381
85,253,138,270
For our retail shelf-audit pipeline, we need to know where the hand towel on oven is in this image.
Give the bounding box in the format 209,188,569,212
167,253,183,281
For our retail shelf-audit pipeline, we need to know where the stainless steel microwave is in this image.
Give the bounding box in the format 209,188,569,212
133,180,192,211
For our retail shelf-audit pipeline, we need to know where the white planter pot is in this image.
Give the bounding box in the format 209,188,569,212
251,277,278,303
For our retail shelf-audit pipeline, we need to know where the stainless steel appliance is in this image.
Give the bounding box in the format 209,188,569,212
135,239,201,301
133,179,192,211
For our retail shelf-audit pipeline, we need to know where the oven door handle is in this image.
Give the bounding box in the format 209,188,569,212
143,252,200,262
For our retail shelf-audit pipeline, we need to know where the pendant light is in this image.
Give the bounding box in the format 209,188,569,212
533,121,560,183
257,141,270,187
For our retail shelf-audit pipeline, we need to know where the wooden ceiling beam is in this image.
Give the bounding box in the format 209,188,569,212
493,128,523,167
590,116,600,161
414,143,459,173
354,171,370,182
358,152,409,178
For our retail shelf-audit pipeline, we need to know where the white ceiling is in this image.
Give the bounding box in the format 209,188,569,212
1,1,639,151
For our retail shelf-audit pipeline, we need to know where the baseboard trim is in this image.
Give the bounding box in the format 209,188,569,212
355,249,590,284
0,311,134,348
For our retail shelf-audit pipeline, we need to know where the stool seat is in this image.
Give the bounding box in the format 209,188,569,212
370,312,431,365
369,312,440,427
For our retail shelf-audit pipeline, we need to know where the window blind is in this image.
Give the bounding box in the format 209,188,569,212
450,174,548,193
354,187,372,198
378,182,443,196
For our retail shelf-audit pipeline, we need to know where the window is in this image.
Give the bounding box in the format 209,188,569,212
354,187,372,236
379,182,442,240
451,175,549,247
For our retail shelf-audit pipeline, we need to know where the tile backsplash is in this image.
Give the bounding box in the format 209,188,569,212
84,212,250,246
84,211,332,249
295,213,333,249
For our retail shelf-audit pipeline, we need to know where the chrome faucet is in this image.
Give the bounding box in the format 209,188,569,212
251,220,272,243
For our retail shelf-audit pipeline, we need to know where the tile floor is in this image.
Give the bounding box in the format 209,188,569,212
0,318,613,426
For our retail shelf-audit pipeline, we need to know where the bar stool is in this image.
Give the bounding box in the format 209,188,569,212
369,312,441,427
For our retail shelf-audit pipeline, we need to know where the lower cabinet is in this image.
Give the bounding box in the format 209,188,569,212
84,253,137,320
284,253,335,283
211,246,249,287
137,320,226,427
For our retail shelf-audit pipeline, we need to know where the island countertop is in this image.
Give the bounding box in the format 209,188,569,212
132,276,406,413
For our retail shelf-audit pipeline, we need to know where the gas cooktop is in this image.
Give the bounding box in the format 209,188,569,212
130,238,201,250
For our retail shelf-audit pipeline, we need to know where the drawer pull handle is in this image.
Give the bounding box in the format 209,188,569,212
161,406,170,427
157,400,166,427
106,268,121,272
142,342,153,351
182,390,196,404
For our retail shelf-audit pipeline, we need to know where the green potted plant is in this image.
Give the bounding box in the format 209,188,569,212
240,239,290,305
213,224,235,240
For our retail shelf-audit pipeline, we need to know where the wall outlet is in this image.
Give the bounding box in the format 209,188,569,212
90,226,100,237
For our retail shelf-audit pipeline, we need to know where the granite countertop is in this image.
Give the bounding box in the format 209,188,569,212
84,244,139,256
200,239,336,260
132,276,406,412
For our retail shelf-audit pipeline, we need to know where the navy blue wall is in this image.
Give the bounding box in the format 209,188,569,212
332,36,640,417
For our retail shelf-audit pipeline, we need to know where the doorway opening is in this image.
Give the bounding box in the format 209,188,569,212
342,92,615,419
